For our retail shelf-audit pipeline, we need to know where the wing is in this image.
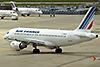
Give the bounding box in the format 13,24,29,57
15,38,55,46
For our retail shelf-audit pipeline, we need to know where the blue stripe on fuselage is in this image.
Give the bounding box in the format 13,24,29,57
79,7,95,29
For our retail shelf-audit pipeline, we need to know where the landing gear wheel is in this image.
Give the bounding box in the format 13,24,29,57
1,17,4,19
55,48,62,53
21,14,25,17
33,49,40,53
27,14,30,16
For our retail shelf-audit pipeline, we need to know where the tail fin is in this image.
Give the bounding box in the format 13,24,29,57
75,7,96,32
93,56,96,61
10,1,18,11
10,1,16,9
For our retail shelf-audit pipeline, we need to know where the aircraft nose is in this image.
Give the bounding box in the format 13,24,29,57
4,35,8,40
4,35,6,39
38,11,43,14
40,11,43,14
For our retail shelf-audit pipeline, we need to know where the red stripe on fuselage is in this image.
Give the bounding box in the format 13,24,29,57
87,20,94,30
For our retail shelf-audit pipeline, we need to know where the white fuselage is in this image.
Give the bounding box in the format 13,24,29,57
16,7,43,14
3,7,98,53
4,28,97,47
10,1,42,16
0,10,18,17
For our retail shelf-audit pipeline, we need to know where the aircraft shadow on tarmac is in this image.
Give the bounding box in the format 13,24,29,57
7,51,100,67
0,18,16,20
7,50,100,57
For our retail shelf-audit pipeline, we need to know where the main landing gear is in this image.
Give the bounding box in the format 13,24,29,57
32,43,40,53
1,17,4,19
32,43,62,53
21,14,25,17
55,47,62,53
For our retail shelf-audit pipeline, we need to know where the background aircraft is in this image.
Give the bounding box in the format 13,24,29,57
9,1,43,17
0,10,18,20
4,7,99,53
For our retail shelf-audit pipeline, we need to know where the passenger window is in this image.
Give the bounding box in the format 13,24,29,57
10,12,12,13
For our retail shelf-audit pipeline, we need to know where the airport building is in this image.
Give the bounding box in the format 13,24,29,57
0,4,89,14
0,6,12,10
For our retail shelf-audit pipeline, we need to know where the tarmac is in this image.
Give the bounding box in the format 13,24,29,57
0,15,100,67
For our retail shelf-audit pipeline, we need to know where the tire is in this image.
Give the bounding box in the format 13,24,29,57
55,48,62,53
21,14,25,17
1,17,4,19
33,49,40,53
27,14,30,16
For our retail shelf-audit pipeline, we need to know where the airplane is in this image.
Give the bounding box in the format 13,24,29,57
4,7,99,53
0,10,18,20
9,1,43,17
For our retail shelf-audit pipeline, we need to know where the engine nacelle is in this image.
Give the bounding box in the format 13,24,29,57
10,41,22,51
12,7,18,11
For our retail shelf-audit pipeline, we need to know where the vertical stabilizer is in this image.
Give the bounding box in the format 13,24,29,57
75,7,96,32
10,1,18,11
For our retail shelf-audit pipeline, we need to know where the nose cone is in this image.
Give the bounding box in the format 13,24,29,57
38,11,43,14
40,11,43,14
4,35,7,40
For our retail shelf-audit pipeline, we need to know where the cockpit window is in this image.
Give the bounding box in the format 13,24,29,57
10,12,12,13
7,32,9,34
38,10,40,11
13,12,15,13
36,10,37,11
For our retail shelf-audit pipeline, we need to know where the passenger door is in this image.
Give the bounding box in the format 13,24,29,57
68,32,73,44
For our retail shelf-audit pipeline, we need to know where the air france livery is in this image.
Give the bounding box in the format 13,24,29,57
0,10,18,20
4,7,99,53
10,1,42,17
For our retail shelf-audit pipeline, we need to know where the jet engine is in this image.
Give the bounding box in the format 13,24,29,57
12,7,18,11
16,8,18,11
10,41,26,51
